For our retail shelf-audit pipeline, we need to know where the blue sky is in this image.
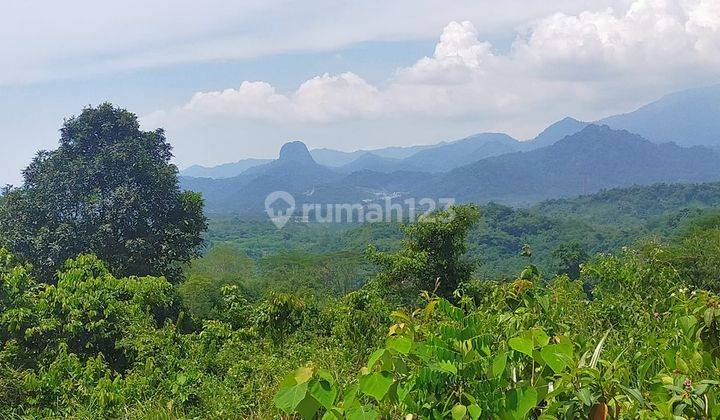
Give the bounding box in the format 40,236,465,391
1,0,719,185
0,39,431,185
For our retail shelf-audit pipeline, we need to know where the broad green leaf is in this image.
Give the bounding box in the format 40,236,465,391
387,336,413,355
678,315,697,336
345,404,380,420
367,349,386,370
309,379,337,410
294,366,314,384
359,372,394,402
316,368,334,383
676,355,689,373
343,384,360,407
274,381,309,414
492,352,507,378
509,336,533,357
619,385,645,406
508,386,538,420
451,403,467,420
532,328,550,347
295,395,322,420
468,403,482,420
704,308,715,328
322,408,344,420
576,388,593,406
463,392,478,405
541,344,572,373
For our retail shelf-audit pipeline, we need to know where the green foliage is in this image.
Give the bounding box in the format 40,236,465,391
0,252,184,416
6,178,720,418
203,183,720,283
278,249,720,419
0,247,387,418
253,251,373,298
205,216,403,258
667,217,720,293
178,244,254,320
535,182,720,229
0,103,207,282
552,242,589,280
369,205,480,298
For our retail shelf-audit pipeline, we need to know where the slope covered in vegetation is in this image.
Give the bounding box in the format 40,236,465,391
2,204,720,418
2,105,720,419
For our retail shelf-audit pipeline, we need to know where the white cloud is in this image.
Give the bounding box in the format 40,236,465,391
685,0,720,58
154,0,720,134
396,21,494,84
0,0,627,86
178,73,382,123
293,73,382,121
512,0,704,78
184,82,293,121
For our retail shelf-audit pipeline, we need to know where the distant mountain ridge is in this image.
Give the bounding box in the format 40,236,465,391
523,117,588,150
178,115,592,179
181,124,720,213
599,84,720,147
182,158,272,178
338,153,402,173
397,133,520,172
422,125,720,205
178,84,720,213
310,144,436,167
182,141,342,213
181,84,720,179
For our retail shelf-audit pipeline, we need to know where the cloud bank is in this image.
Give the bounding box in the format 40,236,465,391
150,0,720,136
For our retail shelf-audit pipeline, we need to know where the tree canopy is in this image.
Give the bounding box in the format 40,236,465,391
0,103,206,282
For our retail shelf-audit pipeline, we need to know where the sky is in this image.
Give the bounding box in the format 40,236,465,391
1,0,719,185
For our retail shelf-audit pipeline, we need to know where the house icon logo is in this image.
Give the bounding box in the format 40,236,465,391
265,191,296,229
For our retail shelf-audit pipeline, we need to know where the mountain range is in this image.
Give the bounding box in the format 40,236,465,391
599,84,720,147
181,126,720,213
422,125,720,205
181,85,719,179
179,84,720,214
182,158,272,178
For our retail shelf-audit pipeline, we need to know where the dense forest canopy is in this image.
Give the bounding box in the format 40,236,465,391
1,104,720,419
0,104,206,283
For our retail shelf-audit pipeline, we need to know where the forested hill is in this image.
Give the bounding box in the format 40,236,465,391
203,180,720,278
4,104,720,418
533,182,720,228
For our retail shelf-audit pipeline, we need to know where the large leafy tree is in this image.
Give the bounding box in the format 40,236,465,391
552,242,588,280
0,103,206,282
369,204,480,299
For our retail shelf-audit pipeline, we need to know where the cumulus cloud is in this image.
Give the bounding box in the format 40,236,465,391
184,82,293,121
397,21,495,84
180,73,382,123
152,0,720,135
511,0,720,78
